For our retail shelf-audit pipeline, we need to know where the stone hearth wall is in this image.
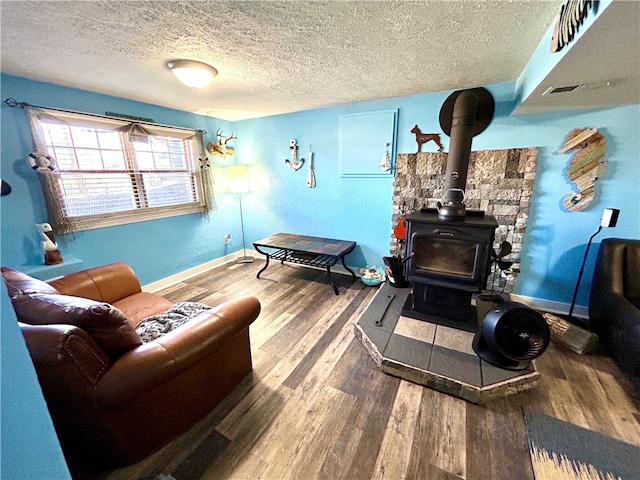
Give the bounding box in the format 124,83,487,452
390,148,538,293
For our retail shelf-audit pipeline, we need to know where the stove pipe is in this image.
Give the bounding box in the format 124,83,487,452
437,87,495,220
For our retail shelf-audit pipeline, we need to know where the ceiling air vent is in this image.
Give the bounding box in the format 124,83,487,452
542,85,585,95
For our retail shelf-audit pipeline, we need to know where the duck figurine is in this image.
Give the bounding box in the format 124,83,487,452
36,223,63,265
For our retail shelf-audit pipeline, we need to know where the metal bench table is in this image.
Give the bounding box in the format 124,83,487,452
253,233,357,295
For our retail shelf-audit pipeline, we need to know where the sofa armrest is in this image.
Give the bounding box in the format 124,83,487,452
156,295,261,365
94,296,260,409
49,262,142,303
20,323,111,385
590,291,640,329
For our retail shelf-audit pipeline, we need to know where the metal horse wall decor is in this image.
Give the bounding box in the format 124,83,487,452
411,125,444,153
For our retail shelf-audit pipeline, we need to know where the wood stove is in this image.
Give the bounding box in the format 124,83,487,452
399,86,499,332
402,209,497,331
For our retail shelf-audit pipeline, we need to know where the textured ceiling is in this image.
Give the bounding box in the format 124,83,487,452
0,0,615,121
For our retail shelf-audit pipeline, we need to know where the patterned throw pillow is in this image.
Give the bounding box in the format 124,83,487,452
135,302,212,343
1,266,59,296
10,292,142,356
2,266,143,358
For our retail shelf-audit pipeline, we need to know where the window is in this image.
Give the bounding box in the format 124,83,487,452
30,109,208,232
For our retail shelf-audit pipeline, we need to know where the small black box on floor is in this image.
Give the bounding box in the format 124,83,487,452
383,256,409,288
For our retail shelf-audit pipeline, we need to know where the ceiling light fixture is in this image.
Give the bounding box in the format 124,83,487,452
166,59,218,88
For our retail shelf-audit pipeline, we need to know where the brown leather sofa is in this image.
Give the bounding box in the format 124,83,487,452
589,238,640,377
1,262,261,466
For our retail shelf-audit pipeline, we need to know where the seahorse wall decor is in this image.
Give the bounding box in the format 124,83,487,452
558,127,607,211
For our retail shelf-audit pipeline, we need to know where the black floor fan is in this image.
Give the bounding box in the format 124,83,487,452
479,240,514,302
473,301,551,370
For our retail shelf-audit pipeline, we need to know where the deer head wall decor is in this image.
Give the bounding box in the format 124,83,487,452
208,129,237,157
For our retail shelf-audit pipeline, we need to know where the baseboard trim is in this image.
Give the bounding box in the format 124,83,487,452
509,294,589,320
144,256,584,320
142,249,359,293
142,251,247,293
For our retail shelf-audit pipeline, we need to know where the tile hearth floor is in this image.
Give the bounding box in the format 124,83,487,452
354,283,539,404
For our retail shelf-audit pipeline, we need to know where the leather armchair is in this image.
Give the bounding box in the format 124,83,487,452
589,238,640,377
2,262,261,466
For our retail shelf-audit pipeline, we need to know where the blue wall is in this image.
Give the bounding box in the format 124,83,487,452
1,74,241,286
2,75,639,307
234,89,639,307
1,288,71,479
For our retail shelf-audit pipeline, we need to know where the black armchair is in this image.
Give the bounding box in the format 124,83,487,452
589,238,640,377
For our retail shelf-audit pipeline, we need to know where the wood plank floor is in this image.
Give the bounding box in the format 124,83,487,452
69,260,640,480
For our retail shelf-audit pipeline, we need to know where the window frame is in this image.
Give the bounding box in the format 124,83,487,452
31,109,207,232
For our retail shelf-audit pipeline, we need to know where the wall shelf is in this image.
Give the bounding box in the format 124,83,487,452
21,256,84,281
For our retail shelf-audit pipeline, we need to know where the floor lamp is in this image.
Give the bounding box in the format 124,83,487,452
227,165,254,264
568,207,620,325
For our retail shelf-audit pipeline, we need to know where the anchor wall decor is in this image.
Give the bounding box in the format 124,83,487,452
285,139,304,170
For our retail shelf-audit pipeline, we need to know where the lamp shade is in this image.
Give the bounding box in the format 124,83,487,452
600,208,620,228
227,165,250,193
167,60,218,88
